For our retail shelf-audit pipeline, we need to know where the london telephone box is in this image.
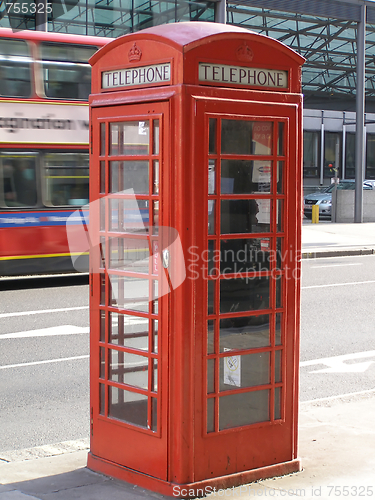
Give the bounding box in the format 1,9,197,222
88,22,305,496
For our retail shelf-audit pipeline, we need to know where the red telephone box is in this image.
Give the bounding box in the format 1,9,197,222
88,22,305,497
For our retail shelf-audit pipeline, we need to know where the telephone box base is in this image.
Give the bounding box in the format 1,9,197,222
88,452,301,498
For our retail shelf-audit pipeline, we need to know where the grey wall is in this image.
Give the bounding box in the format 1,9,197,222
335,190,375,222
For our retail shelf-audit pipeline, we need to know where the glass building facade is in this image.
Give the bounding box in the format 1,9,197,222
2,0,375,189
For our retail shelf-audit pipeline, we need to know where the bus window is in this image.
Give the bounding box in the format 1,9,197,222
0,153,38,207
40,43,98,100
43,152,89,206
0,38,32,97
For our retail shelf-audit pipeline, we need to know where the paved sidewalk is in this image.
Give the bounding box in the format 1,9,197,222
1,222,375,499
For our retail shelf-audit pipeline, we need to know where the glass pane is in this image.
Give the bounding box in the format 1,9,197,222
219,390,270,430
275,387,281,420
207,320,215,354
219,314,270,351
99,237,106,269
221,160,271,194
100,123,106,156
303,131,320,179
100,311,106,342
208,200,215,235
278,122,284,156
100,347,105,379
275,313,282,346
208,159,216,194
277,161,284,194
220,277,270,314
276,277,282,308
108,386,148,428
43,152,89,206
152,359,158,392
324,132,341,179
109,199,149,234
208,280,215,315
100,274,105,305
207,398,215,433
100,198,106,231
110,121,149,156
110,275,149,312
221,120,272,155
275,350,282,383
221,199,271,234
209,118,217,154
153,160,159,194
207,359,215,394
100,161,105,194
109,237,149,273
277,200,283,232
220,351,270,391
152,280,158,314
0,153,37,207
152,201,159,231
151,398,157,432
220,238,271,274
109,349,149,389
110,160,149,194
0,39,32,98
109,312,148,351
153,120,160,155
152,320,158,353
99,384,105,415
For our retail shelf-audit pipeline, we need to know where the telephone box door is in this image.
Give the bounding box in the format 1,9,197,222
194,97,300,479
90,101,169,479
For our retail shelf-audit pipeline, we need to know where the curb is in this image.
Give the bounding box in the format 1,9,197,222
302,248,375,259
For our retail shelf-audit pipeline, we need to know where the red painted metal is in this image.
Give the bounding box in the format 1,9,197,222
89,21,304,496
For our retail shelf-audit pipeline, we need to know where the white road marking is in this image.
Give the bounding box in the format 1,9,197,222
300,350,375,373
302,279,375,289
310,263,362,268
0,355,89,370
0,325,89,339
0,306,88,319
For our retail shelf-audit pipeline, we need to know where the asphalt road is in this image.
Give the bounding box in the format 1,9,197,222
0,256,375,453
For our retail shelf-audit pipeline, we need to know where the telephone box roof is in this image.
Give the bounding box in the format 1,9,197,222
90,21,305,66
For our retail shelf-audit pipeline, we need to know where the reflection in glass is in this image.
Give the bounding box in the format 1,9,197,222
100,122,106,156
278,122,284,156
110,275,149,312
208,280,215,315
152,201,159,231
153,120,160,155
220,238,271,274
100,197,106,231
207,240,216,275
277,199,283,232
152,320,158,353
221,160,271,194
100,311,105,342
100,161,105,193
100,347,105,379
110,161,149,194
153,160,159,194
208,159,216,194
277,161,284,194
152,280,158,315
110,121,149,156
99,383,105,415
220,352,270,391
109,349,149,389
275,387,282,420
207,398,215,433
275,350,282,383
221,199,271,234
152,359,158,392
109,199,149,234
219,390,270,430
219,314,270,351
275,313,282,345
220,276,270,314
109,237,149,273
207,320,215,354
276,276,282,308
209,118,217,154
109,312,148,351
100,237,106,269
100,274,105,305
208,200,215,235
207,359,215,394
109,387,148,428
221,120,272,155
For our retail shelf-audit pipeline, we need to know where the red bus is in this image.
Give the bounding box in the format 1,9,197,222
0,28,109,276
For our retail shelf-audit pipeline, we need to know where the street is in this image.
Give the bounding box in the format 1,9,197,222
1,256,375,454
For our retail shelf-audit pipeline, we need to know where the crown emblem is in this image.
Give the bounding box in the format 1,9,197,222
236,43,253,62
128,43,142,62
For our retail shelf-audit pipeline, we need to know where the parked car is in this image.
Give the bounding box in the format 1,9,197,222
303,180,375,219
